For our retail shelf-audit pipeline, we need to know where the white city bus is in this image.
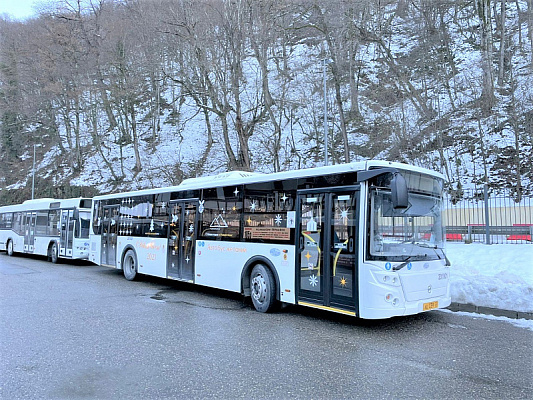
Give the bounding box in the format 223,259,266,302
0,197,92,262
89,161,451,319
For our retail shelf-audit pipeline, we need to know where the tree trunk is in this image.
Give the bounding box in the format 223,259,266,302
477,0,496,110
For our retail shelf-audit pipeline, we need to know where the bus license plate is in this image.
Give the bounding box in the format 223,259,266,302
423,301,438,311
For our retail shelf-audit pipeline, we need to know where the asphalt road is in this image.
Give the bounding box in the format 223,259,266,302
1,253,532,399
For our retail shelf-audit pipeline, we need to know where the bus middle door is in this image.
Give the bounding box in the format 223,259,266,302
101,205,120,267
167,200,197,282
60,209,75,258
24,212,36,253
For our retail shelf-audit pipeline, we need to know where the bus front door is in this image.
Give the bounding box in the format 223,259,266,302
60,209,75,257
101,205,119,267
24,212,36,253
167,200,197,281
297,189,359,315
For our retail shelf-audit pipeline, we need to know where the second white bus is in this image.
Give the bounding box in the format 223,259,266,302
0,197,92,262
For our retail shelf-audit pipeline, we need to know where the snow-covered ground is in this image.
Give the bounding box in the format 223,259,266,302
446,243,533,313
440,243,533,331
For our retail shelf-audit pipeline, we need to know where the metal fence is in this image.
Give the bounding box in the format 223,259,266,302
444,185,532,244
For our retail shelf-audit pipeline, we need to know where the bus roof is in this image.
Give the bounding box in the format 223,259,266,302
93,161,444,201
0,197,92,213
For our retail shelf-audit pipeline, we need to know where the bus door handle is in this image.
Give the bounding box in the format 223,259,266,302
299,236,304,250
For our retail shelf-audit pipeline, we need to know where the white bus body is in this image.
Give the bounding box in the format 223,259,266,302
89,161,451,319
0,198,92,262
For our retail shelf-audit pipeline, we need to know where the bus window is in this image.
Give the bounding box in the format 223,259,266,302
35,211,48,235
13,212,22,234
78,211,91,239
48,210,60,236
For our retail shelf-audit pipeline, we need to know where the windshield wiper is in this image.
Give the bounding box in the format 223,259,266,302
393,256,412,271
410,241,438,249
436,247,451,266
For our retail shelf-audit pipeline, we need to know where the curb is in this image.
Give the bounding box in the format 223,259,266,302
447,302,533,320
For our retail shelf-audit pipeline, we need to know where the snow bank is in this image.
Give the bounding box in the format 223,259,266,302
447,243,533,313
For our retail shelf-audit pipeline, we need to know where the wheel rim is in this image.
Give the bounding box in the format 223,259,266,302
251,273,267,304
125,255,135,275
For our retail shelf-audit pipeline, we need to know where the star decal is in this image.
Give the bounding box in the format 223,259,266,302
234,187,239,196
340,276,347,287
304,251,312,261
281,193,288,202
247,217,252,225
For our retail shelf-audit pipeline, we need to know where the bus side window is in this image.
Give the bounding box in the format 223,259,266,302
13,212,22,234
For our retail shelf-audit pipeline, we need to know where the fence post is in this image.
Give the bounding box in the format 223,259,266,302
484,183,490,245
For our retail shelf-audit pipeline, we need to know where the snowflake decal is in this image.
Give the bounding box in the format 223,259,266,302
275,214,282,226
309,274,318,287
340,207,350,223
250,200,257,212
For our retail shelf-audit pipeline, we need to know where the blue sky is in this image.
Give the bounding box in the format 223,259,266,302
0,0,38,20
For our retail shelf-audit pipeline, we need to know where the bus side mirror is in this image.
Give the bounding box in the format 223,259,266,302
391,173,409,209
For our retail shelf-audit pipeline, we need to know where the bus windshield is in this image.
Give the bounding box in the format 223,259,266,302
369,189,445,261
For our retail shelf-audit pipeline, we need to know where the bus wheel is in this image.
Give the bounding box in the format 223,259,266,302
50,242,59,263
123,249,138,281
6,240,14,256
250,264,276,313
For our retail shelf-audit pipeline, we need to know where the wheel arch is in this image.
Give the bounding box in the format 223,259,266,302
5,237,14,252
47,239,59,251
241,256,280,301
120,244,136,270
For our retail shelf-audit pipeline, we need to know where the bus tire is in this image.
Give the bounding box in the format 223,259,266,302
6,240,14,256
123,249,138,281
50,242,59,264
250,264,277,313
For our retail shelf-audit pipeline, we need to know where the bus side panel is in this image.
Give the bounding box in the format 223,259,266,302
90,235,102,265
0,231,7,251
195,240,296,304
34,237,53,258
14,235,24,254
72,238,90,260
117,237,167,278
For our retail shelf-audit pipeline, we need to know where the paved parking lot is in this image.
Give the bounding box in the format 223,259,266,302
1,254,532,399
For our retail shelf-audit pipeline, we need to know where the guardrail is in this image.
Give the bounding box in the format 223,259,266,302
446,225,533,244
